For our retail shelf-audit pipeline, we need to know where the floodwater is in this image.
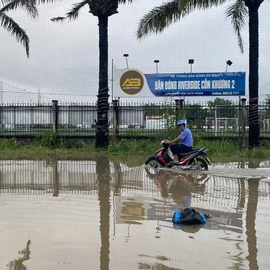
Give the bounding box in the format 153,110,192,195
1,158,270,270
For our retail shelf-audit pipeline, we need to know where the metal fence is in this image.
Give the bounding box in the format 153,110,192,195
0,99,269,141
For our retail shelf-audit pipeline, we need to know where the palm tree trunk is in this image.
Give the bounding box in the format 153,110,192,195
248,4,260,147
96,15,110,148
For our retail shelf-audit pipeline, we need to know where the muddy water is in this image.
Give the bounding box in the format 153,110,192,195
0,158,270,270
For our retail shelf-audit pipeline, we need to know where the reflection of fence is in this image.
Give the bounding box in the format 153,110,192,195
1,159,270,198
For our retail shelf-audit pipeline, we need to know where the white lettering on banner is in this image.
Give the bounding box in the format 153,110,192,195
155,80,164,90
201,79,211,89
165,81,177,90
211,74,221,77
152,77,238,93
231,80,235,89
178,81,200,89
196,74,206,78
176,74,188,78
212,80,231,89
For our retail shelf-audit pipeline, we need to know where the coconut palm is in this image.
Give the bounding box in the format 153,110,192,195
0,0,38,56
52,0,133,148
1,0,57,56
137,0,265,147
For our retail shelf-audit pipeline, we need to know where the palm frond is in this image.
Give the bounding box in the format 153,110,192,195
51,0,88,22
0,12,30,56
1,0,38,18
118,0,134,3
137,0,228,38
180,0,228,12
225,0,247,52
137,0,180,38
1,0,9,6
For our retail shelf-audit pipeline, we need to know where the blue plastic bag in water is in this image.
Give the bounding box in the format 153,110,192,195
172,208,206,225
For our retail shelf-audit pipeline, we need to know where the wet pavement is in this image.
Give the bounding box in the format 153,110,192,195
0,158,270,270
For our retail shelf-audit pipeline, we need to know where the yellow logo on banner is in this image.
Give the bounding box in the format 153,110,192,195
122,78,141,88
120,70,144,95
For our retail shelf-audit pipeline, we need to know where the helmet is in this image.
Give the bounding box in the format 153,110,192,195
177,119,185,126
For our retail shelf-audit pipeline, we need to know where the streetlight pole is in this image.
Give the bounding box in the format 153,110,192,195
123,54,129,69
0,81,3,104
188,59,194,73
226,60,233,72
111,59,114,103
154,60,159,73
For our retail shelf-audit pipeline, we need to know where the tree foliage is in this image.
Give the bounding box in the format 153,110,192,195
136,0,265,147
51,0,134,148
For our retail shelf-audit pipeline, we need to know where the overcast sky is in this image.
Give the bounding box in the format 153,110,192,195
0,0,269,103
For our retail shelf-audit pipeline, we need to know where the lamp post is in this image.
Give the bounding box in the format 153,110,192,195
123,54,129,69
226,60,233,72
154,60,159,73
188,59,194,73
0,81,3,104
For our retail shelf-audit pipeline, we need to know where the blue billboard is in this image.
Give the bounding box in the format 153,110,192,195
144,72,245,96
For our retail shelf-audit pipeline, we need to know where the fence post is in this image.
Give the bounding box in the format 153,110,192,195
180,99,184,120
112,99,119,141
175,99,180,124
241,98,247,148
175,99,185,124
52,100,58,133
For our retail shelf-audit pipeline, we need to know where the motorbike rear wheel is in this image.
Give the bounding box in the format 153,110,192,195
187,157,208,171
145,156,160,168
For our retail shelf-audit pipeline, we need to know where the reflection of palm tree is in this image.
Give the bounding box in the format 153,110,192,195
96,156,111,270
246,178,259,269
7,240,31,270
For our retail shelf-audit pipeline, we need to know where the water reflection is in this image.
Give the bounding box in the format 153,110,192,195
246,178,259,270
0,159,270,269
96,156,111,270
144,167,208,208
7,240,31,270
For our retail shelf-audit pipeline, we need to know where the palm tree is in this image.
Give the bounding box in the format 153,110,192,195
52,0,133,148
0,0,38,56
1,0,57,56
137,0,265,147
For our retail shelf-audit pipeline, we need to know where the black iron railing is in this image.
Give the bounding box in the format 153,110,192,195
0,99,270,142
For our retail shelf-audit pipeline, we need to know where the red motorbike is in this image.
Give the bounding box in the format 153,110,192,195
145,139,211,171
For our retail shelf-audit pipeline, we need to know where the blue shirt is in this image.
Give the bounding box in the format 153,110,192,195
178,127,193,147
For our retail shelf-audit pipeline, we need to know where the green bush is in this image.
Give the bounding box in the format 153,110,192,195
34,131,78,149
34,131,59,149
126,128,143,137
0,138,17,150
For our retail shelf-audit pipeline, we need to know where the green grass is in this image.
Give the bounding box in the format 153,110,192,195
0,134,270,162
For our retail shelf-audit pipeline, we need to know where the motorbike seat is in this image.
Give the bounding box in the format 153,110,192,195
178,148,205,157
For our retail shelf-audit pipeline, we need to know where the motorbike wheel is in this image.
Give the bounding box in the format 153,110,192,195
187,157,208,171
145,156,160,168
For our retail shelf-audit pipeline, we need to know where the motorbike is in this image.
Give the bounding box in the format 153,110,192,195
145,139,211,171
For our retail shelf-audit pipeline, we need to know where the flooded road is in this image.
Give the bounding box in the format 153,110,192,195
0,158,270,270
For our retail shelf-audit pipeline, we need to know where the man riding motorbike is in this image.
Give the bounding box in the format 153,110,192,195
164,120,193,164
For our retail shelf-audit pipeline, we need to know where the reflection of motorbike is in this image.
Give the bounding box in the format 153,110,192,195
145,139,211,170
145,166,209,200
